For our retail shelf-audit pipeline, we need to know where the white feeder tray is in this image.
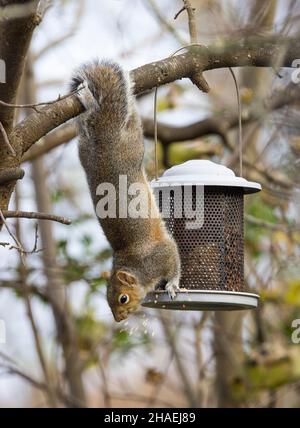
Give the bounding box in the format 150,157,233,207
142,290,259,311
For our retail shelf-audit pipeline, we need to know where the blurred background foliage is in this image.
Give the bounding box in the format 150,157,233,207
0,0,300,408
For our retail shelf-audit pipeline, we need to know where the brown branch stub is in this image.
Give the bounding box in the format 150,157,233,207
0,167,24,185
2,210,72,225
190,69,210,93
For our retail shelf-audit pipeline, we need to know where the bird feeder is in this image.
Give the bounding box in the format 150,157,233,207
142,160,261,311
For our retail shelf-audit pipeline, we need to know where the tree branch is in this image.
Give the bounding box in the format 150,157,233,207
9,35,299,156
143,116,230,146
143,81,300,144
0,0,41,211
2,210,72,225
17,78,300,163
0,0,40,131
182,0,198,43
0,167,24,185
22,123,76,162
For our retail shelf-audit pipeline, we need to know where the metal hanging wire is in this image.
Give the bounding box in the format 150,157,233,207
229,67,243,177
153,45,243,180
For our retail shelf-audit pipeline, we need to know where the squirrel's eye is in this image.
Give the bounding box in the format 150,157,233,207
119,294,129,304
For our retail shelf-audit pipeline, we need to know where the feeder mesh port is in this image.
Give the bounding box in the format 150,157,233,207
157,186,244,292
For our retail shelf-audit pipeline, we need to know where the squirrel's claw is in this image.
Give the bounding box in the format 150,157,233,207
165,278,180,300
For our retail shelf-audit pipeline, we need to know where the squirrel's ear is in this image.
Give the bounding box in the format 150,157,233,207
116,270,137,287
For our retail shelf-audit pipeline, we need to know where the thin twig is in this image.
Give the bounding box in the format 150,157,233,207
174,6,186,20
0,210,43,260
183,0,198,43
0,121,16,156
0,209,26,265
2,210,72,225
0,86,84,113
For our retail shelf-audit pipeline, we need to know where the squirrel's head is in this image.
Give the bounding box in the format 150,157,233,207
106,270,144,322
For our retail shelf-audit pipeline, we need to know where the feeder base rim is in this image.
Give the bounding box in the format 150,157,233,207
142,290,259,311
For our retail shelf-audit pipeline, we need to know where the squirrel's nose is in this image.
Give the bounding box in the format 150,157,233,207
114,312,128,322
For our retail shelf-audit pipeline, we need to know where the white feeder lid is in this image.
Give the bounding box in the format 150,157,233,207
151,160,261,194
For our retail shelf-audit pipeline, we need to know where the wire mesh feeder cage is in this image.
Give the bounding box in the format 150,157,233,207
142,160,262,311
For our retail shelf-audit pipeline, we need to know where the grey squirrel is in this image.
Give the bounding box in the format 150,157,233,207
71,60,181,322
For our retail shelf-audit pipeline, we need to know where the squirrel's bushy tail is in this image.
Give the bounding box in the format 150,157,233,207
71,60,132,123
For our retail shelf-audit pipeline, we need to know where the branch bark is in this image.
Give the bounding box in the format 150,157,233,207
0,0,40,209
10,35,300,157
18,78,300,164
2,210,72,225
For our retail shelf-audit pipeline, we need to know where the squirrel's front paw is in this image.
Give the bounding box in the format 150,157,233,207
165,277,180,300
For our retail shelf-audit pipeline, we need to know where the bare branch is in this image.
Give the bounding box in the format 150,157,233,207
143,115,230,146
18,79,300,164
182,0,198,43
11,35,300,156
0,0,40,131
0,208,26,264
2,210,72,225
0,85,84,113
0,209,43,260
